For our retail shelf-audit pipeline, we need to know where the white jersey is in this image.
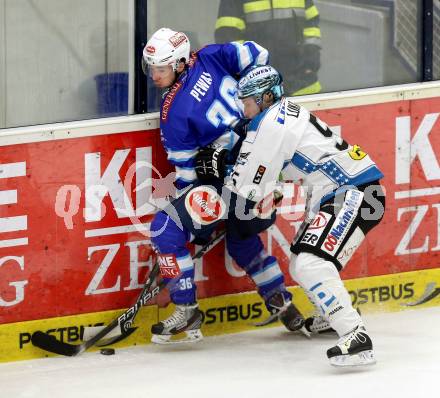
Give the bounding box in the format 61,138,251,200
230,98,383,211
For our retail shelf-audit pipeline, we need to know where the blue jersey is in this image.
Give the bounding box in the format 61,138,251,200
159,41,269,190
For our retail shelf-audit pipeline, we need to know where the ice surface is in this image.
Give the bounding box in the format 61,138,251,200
1,307,439,398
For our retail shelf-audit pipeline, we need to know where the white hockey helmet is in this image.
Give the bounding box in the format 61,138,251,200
238,65,284,104
142,28,190,74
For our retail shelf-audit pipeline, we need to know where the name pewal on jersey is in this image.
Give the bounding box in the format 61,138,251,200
159,42,269,190
161,47,242,148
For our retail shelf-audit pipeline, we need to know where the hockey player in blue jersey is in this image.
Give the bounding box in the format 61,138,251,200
142,28,305,344
195,65,386,367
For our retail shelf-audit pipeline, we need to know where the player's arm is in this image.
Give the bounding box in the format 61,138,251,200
167,146,199,191
218,41,269,77
162,124,199,191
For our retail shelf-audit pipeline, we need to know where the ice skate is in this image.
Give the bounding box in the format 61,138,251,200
254,292,310,337
305,307,361,335
151,303,203,345
327,325,376,367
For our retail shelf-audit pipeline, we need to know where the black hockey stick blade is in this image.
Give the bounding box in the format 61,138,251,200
95,327,137,347
30,271,164,356
31,331,81,357
31,264,161,356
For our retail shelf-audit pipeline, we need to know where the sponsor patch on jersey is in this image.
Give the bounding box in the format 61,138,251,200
301,211,332,247
185,186,226,225
300,232,320,246
252,165,266,184
309,211,331,230
161,81,183,122
321,190,364,255
169,32,187,48
187,51,198,67
157,254,180,278
349,144,367,160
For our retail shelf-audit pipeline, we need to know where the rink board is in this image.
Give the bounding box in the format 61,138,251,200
1,266,439,363
1,82,440,362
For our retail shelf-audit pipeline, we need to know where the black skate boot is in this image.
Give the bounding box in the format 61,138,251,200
327,325,376,367
151,303,203,345
266,292,307,334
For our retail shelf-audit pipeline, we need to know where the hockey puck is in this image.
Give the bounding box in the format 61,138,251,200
100,348,115,355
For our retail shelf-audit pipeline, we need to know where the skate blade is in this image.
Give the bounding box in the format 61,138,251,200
329,350,376,367
151,329,204,345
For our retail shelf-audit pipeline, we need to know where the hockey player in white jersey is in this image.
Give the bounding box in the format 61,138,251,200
195,65,385,367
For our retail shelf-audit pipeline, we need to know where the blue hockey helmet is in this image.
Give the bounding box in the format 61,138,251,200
237,65,284,105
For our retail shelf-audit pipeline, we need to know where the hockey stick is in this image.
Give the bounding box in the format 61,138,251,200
90,228,227,346
31,229,226,357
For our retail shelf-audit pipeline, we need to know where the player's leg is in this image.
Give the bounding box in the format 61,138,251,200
149,183,228,344
150,211,203,344
151,184,228,343
290,184,385,366
292,252,373,366
301,278,336,334
226,233,305,331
